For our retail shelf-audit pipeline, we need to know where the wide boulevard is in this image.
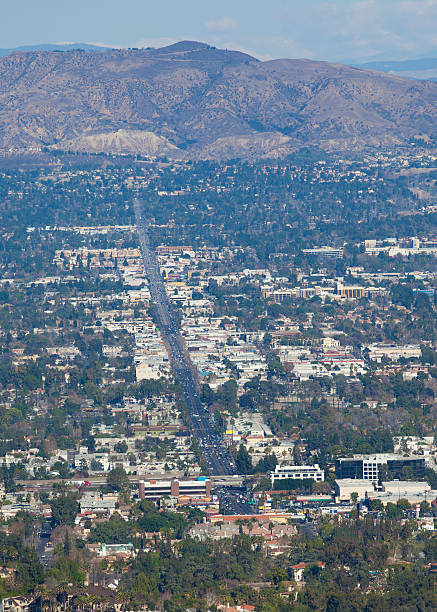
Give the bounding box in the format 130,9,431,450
133,198,239,477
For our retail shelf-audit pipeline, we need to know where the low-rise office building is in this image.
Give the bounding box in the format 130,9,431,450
138,477,211,500
335,479,432,504
334,479,375,503
335,454,425,481
271,464,324,487
366,343,421,362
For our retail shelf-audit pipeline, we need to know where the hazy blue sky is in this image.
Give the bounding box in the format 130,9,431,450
2,0,436,63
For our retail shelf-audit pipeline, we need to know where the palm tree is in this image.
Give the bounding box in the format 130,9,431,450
75,593,92,611
116,588,131,611
32,585,48,612
1,545,8,564
99,595,111,611
88,594,102,610
37,587,57,611
57,580,74,609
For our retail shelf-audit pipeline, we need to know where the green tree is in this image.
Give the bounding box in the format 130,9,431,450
106,466,130,492
89,513,132,544
368,499,383,511
235,444,253,475
51,556,85,586
386,502,403,519
114,440,128,454
50,494,79,527
16,549,44,591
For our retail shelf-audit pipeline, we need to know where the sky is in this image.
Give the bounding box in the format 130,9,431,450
1,0,437,63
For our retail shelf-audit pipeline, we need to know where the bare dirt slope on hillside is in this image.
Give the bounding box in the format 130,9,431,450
0,41,435,159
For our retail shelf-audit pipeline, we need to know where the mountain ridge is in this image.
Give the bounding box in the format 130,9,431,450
356,58,437,82
0,41,435,159
0,42,113,57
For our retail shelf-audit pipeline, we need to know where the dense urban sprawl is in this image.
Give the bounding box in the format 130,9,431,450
0,147,436,610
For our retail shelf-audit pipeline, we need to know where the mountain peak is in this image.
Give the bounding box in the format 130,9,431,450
155,40,211,54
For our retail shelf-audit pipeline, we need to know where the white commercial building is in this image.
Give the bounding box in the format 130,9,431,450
271,464,324,486
334,479,433,504
334,479,375,503
366,343,421,362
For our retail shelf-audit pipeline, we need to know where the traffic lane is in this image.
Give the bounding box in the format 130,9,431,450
134,200,236,477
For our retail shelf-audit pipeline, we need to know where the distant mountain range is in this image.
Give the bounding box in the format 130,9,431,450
0,43,112,57
0,41,435,160
357,58,437,82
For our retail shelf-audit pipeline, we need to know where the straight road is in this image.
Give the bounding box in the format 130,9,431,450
133,199,238,478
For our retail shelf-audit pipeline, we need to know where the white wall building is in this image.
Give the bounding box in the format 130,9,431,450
366,343,421,362
271,464,324,486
